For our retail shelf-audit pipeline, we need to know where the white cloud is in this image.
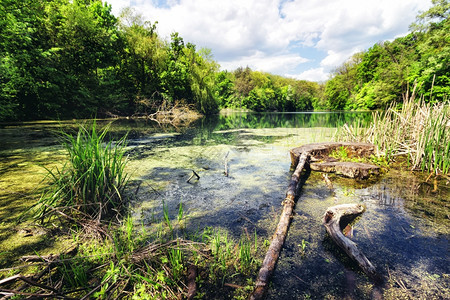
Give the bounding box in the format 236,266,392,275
219,51,309,74
105,0,432,81
104,0,130,16
287,68,329,82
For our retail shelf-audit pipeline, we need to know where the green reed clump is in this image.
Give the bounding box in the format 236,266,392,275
35,120,129,221
336,97,449,174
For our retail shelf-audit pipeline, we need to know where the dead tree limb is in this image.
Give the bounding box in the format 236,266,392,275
224,151,230,177
186,264,198,300
322,173,334,191
323,204,381,283
250,152,309,300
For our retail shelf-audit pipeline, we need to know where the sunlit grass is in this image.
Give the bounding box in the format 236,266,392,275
33,120,129,222
336,97,449,174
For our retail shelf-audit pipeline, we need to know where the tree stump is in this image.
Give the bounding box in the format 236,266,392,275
310,161,379,179
250,142,380,299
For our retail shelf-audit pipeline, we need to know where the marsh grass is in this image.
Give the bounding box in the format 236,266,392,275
336,97,449,174
10,120,264,299
33,120,129,222
8,208,262,298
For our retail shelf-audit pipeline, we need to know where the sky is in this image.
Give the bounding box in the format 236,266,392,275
105,0,432,82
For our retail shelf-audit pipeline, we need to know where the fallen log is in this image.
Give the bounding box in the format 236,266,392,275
250,152,309,300
250,142,379,299
323,204,381,283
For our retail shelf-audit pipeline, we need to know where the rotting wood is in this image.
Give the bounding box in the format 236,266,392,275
290,142,376,168
186,264,198,300
250,142,379,299
323,204,381,283
311,161,379,179
250,152,309,300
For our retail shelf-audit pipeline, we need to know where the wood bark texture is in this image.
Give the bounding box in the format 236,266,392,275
250,142,378,299
250,152,309,300
323,204,380,282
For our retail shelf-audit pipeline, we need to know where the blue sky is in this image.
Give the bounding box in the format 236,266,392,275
107,0,432,82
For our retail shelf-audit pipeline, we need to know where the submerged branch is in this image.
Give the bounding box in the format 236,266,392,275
323,204,382,283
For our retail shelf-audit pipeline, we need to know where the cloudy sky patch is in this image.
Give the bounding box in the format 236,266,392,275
106,0,431,82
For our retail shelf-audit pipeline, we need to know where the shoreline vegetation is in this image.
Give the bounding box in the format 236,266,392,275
0,0,448,299
0,96,447,298
335,96,449,175
1,121,263,299
0,1,448,122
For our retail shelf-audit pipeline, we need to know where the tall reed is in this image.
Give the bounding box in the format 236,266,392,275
336,97,449,174
36,120,129,221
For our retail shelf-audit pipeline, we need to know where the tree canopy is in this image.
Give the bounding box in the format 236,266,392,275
0,0,448,121
324,0,449,110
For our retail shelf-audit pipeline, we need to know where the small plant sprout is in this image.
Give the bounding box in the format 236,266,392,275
298,239,309,256
162,200,172,232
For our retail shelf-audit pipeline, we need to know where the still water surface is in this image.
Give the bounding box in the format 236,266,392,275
0,112,448,299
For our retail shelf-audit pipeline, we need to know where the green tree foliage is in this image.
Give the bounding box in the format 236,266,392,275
216,67,319,112
0,1,220,121
325,0,449,109
0,0,122,120
2,0,447,121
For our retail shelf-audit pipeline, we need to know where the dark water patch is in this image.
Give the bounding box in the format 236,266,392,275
266,170,449,299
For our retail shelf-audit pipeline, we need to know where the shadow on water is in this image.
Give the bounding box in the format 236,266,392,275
267,171,449,299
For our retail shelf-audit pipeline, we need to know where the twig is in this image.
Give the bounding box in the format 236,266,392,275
224,283,244,289
224,151,230,177
187,170,200,183
425,172,433,183
322,173,334,190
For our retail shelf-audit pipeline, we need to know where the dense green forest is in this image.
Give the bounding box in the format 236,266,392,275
323,0,449,110
0,0,219,121
0,0,448,121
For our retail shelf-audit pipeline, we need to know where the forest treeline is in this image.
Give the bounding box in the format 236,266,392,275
324,0,449,110
0,0,448,121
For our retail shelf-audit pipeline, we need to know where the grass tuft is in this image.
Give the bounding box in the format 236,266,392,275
34,120,129,222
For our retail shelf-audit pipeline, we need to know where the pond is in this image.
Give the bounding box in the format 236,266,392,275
0,111,448,299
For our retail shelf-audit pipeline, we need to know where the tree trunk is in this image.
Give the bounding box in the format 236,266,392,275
250,152,309,300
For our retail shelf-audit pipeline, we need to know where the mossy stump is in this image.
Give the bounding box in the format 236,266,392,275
290,142,379,179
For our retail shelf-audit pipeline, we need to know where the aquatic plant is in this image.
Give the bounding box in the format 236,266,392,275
336,97,450,174
34,120,129,222
298,239,309,257
239,236,254,273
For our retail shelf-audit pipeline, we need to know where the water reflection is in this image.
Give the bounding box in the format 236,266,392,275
1,111,448,299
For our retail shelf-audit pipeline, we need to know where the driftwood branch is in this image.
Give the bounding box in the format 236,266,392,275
323,204,381,283
250,152,309,300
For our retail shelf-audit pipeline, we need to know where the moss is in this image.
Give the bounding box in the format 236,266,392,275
1,118,448,299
